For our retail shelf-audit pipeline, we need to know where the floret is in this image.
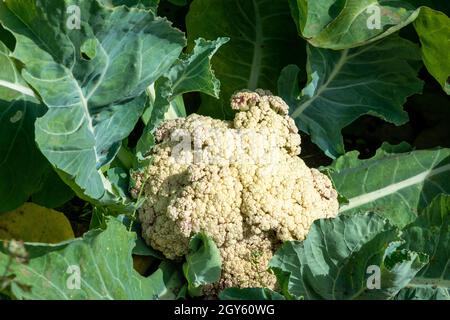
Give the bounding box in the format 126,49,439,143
133,90,339,293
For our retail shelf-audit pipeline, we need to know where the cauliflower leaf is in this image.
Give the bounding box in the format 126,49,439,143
270,213,428,300
279,35,423,158
0,0,186,210
183,233,222,297
0,219,183,300
0,41,73,212
327,143,450,227
396,195,450,300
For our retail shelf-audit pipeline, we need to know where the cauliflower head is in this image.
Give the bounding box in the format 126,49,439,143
134,90,339,293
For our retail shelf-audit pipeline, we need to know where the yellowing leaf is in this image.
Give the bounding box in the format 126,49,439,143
0,203,74,243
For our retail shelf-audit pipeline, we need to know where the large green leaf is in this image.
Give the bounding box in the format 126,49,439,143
183,233,222,297
0,42,73,212
0,219,183,300
288,1,450,95
289,0,450,49
414,7,450,95
279,36,423,158
0,0,185,209
164,37,229,100
327,143,450,227
396,195,450,300
186,0,305,119
269,213,428,300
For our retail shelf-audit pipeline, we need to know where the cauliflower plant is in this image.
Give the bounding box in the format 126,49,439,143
133,90,339,293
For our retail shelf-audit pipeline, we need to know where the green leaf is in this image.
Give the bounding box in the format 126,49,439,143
107,167,130,200
288,1,450,95
1,240,74,261
219,288,285,300
269,213,428,300
145,261,185,300
396,195,450,299
0,42,35,101
98,0,159,10
186,0,305,119
396,287,450,300
291,0,419,49
279,36,423,158
137,37,228,165
0,88,45,212
165,37,229,99
414,7,450,95
0,219,183,300
327,143,450,227
0,0,185,210
0,41,73,212
183,233,222,297
289,0,450,50
116,214,164,259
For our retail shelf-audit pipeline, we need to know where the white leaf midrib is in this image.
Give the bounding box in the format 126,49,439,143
339,163,450,213
406,276,450,289
0,79,36,98
7,4,102,163
248,0,263,90
0,45,36,98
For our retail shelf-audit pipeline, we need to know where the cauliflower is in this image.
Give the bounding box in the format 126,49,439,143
133,90,339,293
